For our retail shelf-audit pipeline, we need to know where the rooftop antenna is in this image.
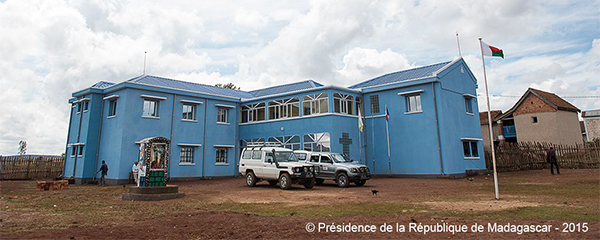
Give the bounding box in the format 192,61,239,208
143,51,147,75
456,32,462,57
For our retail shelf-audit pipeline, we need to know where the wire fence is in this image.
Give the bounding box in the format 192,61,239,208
484,141,600,172
0,155,65,180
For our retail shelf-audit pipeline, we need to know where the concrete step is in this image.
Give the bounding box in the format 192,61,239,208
127,185,179,194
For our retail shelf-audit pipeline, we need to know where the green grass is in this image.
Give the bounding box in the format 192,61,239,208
444,206,599,221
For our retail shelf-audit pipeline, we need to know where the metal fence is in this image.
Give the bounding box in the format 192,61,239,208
0,155,65,180
484,141,600,172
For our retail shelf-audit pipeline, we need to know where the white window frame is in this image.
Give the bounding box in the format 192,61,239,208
333,93,354,115
303,133,331,152
83,101,89,112
182,103,196,121
108,99,117,117
217,107,229,124
462,140,480,159
180,146,195,164
465,97,473,114
241,102,266,123
302,93,328,116
268,97,300,120
405,94,422,113
268,135,301,150
142,99,159,118
216,148,228,164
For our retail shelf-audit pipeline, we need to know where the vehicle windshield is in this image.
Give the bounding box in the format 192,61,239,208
331,153,352,163
274,152,299,162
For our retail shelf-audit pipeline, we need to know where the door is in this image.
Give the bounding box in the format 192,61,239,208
319,154,335,178
247,150,263,178
262,152,278,180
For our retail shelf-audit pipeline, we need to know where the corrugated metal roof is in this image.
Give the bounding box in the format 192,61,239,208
248,80,324,97
90,81,115,89
127,75,255,99
348,61,451,89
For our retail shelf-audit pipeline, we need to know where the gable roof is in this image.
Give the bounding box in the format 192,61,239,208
127,75,255,99
495,88,580,120
480,110,503,125
248,80,324,97
348,60,452,89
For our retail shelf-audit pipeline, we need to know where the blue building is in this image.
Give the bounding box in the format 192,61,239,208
64,58,485,184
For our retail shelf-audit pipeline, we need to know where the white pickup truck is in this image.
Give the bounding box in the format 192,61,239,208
239,145,316,190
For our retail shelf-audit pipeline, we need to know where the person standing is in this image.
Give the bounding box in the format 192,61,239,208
546,147,560,175
132,161,140,184
97,160,109,186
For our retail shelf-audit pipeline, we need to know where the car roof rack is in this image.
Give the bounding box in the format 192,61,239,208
245,142,283,150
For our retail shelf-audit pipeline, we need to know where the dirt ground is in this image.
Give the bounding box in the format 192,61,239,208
1,169,599,239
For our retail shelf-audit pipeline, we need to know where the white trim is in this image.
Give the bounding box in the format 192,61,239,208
365,114,386,119
103,95,120,100
432,57,462,77
404,111,423,115
67,143,84,146
214,145,235,148
466,112,474,116
239,112,345,126
359,76,435,91
181,119,197,122
461,138,483,141
215,104,235,109
463,93,476,98
241,85,360,102
215,163,230,166
178,143,202,147
180,99,204,105
141,116,160,119
217,122,231,125
140,94,167,100
397,90,424,96
107,115,116,119
126,80,242,101
179,163,196,166
464,157,480,160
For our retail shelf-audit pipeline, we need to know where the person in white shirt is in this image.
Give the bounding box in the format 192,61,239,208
132,161,140,184
137,162,147,187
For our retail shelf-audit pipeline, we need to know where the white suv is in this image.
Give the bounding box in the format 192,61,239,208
239,145,316,190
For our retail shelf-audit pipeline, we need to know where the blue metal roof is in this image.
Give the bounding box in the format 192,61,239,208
248,80,324,97
90,81,115,89
127,75,255,99
348,61,451,89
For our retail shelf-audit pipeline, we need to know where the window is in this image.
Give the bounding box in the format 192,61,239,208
268,97,300,120
462,141,479,158
242,150,252,159
108,100,117,117
370,95,380,114
333,93,354,115
302,93,328,115
321,155,332,164
182,104,196,120
83,101,89,112
76,102,82,114
241,103,266,123
268,135,301,150
216,148,228,163
303,133,330,152
252,150,262,159
78,145,84,157
71,146,77,157
217,107,228,123
532,116,538,123
296,153,307,161
465,97,473,114
180,147,194,163
405,94,422,113
143,100,159,117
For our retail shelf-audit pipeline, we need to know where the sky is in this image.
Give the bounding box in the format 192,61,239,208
0,0,599,155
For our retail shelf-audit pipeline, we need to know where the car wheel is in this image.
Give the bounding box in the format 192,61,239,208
336,172,349,188
279,173,292,190
355,180,367,186
303,179,315,189
315,178,325,185
246,171,257,187
268,180,278,186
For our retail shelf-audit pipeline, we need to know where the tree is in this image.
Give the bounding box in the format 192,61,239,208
18,140,27,155
215,83,240,90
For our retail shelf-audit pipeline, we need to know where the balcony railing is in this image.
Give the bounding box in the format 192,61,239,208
502,125,517,138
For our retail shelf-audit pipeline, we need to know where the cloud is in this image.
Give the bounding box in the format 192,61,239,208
338,47,413,85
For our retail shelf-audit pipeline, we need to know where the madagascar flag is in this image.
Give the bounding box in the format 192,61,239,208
481,41,504,58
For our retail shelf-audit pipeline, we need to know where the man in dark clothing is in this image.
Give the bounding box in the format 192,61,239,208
97,160,109,186
546,147,560,175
